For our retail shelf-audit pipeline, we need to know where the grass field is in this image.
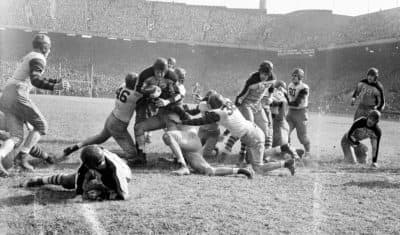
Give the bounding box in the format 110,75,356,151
1,95,400,234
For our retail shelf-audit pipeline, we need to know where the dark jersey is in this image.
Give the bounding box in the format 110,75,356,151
347,117,382,162
235,72,275,105
135,66,177,93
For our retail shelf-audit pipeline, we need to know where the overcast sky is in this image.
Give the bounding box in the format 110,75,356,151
154,0,399,16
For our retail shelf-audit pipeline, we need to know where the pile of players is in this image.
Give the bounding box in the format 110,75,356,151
0,34,385,201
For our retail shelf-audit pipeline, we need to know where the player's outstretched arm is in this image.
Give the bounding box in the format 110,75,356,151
29,58,61,90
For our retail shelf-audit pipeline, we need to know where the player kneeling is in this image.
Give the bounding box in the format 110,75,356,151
341,110,381,167
21,145,132,201
181,93,296,176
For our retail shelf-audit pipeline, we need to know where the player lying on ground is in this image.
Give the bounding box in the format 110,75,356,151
162,114,254,178
21,145,132,201
183,90,222,159
0,34,69,173
351,67,385,120
181,93,296,176
61,73,143,164
341,110,381,167
287,68,311,159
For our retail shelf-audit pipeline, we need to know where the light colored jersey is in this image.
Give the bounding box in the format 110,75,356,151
112,83,142,123
6,52,47,91
211,105,253,137
271,89,288,120
287,82,309,109
241,80,273,105
177,83,186,97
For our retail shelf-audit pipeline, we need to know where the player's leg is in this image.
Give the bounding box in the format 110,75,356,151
295,109,311,157
258,108,273,149
243,125,295,175
22,173,77,189
354,143,368,164
354,105,371,121
286,110,296,144
202,129,220,159
17,99,53,170
106,114,138,160
134,115,165,155
63,116,112,158
340,134,357,164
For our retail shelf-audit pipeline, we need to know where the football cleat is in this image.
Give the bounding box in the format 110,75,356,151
172,166,190,176
238,168,254,179
63,144,80,157
21,177,44,188
284,159,296,176
16,152,34,172
371,162,379,168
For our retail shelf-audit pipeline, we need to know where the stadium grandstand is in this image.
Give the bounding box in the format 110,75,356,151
1,0,400,115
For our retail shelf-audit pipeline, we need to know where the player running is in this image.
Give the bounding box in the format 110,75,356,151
271,80,290,147
21,145,132,201
341,110,382,167
162,114,254,178
351,67,385,120
0,34,69,172
287,68,311,159
182,93,296,176
61,73,142,163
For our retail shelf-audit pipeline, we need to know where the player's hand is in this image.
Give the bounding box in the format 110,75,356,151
193,94,202,103
155,98,170,107
54,80,71,91
351,98,355,106
371,162,378,168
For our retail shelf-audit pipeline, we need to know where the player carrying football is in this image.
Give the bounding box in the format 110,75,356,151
21,145,132,201
181,93,296,176
0,34,69,173
351,67,385,120
287,68,311,159
60,73,142,163
341,110,381,167
134,58,185,161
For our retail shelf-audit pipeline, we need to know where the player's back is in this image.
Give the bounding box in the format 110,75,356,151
212,106,252,137
112,83,142,123
7,52,46,89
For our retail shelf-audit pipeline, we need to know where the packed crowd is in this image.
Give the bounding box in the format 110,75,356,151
2,0,400,49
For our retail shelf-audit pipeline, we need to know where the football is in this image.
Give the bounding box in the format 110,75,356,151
143,85,162,98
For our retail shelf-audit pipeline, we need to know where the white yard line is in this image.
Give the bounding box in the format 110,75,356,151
80,203,107,235
312,112,324,234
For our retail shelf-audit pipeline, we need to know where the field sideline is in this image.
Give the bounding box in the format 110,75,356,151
1,95,400,234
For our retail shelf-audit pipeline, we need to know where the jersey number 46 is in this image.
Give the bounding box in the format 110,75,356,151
116,88,130,103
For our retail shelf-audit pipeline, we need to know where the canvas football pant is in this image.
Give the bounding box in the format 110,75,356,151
135,108,176,150
80,113,137,157
272,118,289,147
163,129,237,176
354,104,375,121
241,124,282,174
198,125,220,158
0,83,48,148
340,134,368,164
287,108,310,152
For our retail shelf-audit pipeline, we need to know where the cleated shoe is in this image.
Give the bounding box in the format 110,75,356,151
16,152,34,172
284,159,296,176
63,144,80,157
238,168,254,179
172,166,190,176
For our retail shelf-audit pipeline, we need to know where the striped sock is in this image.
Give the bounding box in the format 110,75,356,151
224,136,239,152
239,142,246,156
43,174,66,185
29,145,48,159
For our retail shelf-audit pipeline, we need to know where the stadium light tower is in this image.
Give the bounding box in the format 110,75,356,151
259,0,267,13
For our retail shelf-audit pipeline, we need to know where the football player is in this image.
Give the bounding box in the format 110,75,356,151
167,57,177,70
181,93,296,176
0,34,69,172
21,145,132,201
134,58,185,161
162,114,254,178
183,90,220,159
287,68,311,159
61,73,142,163
223,61,275,163
271,80,290,147
351,67,385,120
341,110,381,167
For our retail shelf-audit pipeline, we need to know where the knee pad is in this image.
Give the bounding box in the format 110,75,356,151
162,133,172,145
